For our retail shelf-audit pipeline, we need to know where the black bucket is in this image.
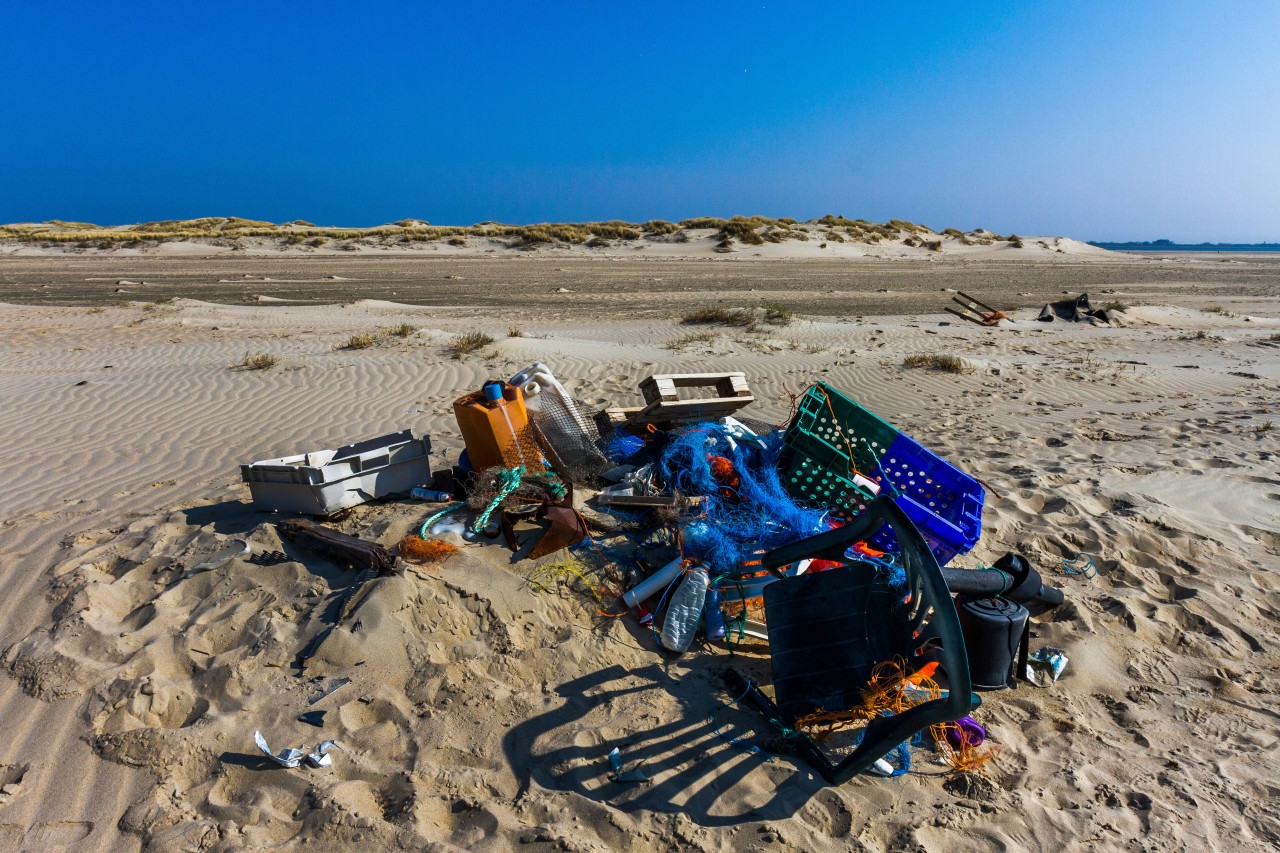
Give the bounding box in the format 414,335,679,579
957,596,1029,690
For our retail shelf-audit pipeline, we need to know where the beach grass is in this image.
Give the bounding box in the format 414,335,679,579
668,331,718,350
682,303,794,329
341,333,378,350
449,330,495,359
903,353,967,372
237,352,278,370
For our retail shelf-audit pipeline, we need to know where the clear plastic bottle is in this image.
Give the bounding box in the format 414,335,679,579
660,567,709,653
703,583,727,641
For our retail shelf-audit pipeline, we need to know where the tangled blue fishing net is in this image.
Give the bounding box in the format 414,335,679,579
606,429,647,463
659,422,829,575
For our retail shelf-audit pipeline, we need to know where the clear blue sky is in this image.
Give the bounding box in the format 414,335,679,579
3,1,1278,241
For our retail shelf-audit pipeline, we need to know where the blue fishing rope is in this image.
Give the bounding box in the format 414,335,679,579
1062,552,1098,578
418,502,467,539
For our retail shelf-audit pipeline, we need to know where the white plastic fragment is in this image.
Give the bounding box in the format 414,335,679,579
429,518,480,541
1026,647,1069,687
183,538,250,578
307,740,340,767
255,731,305,768
254,731,341,769
606,746,650,783
600,464,637,484
869,758,895,776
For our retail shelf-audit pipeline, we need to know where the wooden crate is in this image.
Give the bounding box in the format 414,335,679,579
627,372,754,425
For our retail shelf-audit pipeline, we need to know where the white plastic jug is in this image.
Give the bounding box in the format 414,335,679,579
510,362,592,432
510,362,603,474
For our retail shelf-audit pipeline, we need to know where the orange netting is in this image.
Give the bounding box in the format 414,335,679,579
397,536,460,565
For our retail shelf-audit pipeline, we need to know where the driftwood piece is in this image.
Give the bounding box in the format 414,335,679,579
277,519,398,576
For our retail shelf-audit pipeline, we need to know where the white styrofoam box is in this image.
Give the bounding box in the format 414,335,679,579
240,430,432,515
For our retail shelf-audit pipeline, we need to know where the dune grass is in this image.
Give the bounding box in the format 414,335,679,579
389,323,417,338
681,303,794,330
759,303,794,325
682,306,744,326
237,352,278,371
668,331,718,350
903,353,967,373
340,333,378,350
449,331,495,359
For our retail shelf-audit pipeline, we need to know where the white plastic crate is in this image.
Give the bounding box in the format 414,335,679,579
240,430,432,515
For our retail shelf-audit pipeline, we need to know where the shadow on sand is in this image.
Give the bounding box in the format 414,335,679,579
503,662,827,827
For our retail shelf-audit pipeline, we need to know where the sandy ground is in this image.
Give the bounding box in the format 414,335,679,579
3,252,1280,317
0,256,1278,851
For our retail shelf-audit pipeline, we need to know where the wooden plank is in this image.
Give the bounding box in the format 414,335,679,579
625,396,756,426
603,406,643,424
945,306,992,326
277,519,398,576
597,493,682,508
640,372,752,405
640,376,678,405
649,371,747,384
955,291,998,314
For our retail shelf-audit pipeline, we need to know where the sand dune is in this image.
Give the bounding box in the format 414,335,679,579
0,217,1108,262
0,269,1278,850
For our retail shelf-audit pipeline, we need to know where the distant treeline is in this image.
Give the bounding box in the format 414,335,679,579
1090,239,1280,251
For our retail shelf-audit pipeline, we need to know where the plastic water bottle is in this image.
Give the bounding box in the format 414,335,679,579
703,583,727,641
411,487,453,502
660,568,709,653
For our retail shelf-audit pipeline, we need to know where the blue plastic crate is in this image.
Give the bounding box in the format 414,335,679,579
867,431,984,564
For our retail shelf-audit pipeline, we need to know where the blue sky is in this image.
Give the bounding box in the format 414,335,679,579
3,1,1277,241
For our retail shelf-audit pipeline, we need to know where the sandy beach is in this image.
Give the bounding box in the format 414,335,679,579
1,250,1278,851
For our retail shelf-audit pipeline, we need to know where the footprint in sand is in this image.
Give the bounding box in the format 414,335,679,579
0,763,29,806
804,789,854,838
0,820,92,850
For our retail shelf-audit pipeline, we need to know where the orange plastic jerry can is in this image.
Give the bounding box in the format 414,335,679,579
453,380,544,473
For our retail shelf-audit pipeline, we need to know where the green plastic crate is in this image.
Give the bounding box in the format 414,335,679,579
779,383,900,515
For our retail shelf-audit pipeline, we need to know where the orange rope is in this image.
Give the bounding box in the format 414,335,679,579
813,384,876,482
792,658,999,773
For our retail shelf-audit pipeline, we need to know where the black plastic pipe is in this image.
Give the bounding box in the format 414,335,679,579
941,558,1064,611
